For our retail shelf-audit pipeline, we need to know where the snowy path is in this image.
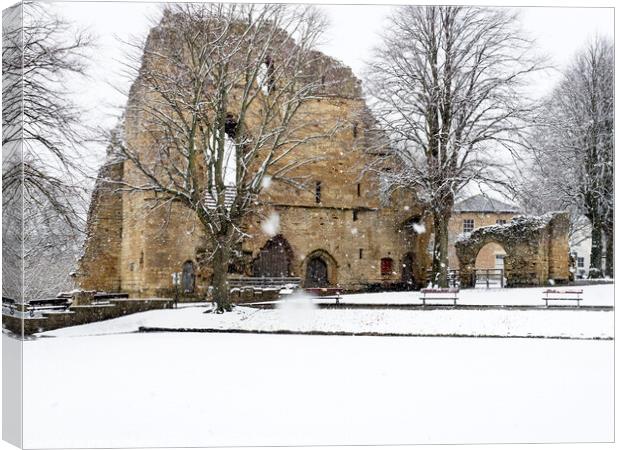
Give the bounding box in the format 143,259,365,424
21,333,613,447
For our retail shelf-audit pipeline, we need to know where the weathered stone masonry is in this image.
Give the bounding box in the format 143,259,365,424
455,212,571,287
75,15,432,298
77,159,124,292
75,14,571,298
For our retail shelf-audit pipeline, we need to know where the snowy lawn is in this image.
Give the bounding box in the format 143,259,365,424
38,284,614,340
21,333,613,448
39,302,613,340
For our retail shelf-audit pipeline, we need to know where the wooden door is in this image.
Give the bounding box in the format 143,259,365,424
182,261,195,293
253,236,292,277
306,257,328,287
401,253,415,287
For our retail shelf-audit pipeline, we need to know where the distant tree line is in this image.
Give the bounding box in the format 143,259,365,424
2,2,93,300
520,37,613,278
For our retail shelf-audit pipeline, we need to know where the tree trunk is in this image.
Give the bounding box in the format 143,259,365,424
212,238,231,312
432,212,450,288
589,219,603,278
604,225,613,278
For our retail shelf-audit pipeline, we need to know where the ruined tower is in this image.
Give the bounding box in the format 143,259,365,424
75,10,431,297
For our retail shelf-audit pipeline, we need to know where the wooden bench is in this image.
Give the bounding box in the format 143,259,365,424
26,298,72,317
542,289,583,307
2,297,72,318
304,287,342,304
419,288,460,306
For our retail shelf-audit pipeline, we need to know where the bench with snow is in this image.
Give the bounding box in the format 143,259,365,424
27,298,72,314
419,288,460,306
2,298,73,318
542,289,583,307
304,287,343,304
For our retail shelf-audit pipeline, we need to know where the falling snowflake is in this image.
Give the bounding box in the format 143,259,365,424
261,175,272,190
351,227,358,235
260,212,280,237
412,222,426,234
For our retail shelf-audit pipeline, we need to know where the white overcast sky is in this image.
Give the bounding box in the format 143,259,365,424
39,1,614,169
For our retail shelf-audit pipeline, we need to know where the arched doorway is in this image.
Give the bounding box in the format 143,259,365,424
475,242,507,269
181,261,195,293
401,252,416,288
253,235,293,277
474,242,507,288
306,256,328,287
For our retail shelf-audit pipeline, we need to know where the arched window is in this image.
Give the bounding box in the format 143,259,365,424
221,114,237,188
206,115,238,210
223,133,236,187
257,55,275,95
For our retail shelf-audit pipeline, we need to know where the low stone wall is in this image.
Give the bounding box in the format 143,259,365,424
230,287,281,304
2,298,174,336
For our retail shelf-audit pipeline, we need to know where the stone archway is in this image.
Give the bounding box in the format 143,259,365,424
455,212,570,287
303,249,338,287
253,235,294,277
475,242,507,270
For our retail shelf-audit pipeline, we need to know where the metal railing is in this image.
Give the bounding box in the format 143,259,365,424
473,268,504,288
425,269,460,288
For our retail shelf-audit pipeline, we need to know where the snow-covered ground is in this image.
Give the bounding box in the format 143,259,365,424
337,283,614,306
39,284,614,339
21,333,613,447
39,303,612,339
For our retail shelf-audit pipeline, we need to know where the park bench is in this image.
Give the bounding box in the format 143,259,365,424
542,289,583,307
2,298,17,316
27,298,72,316
419,288,460,306
2,297,72,318
304,287,343,304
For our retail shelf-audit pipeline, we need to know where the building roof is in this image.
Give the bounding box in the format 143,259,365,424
453,194,521,214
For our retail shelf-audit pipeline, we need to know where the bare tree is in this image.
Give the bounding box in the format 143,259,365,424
365,6,542,287
2,2,93,300
113,3,335,311
525,37,613,278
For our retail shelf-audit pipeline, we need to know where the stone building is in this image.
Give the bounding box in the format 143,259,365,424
447,194,521,270
75,14,432,298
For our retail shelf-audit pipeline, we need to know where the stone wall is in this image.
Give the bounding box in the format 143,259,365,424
74,160,124,291
455,212,571,287
3,298,173,336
